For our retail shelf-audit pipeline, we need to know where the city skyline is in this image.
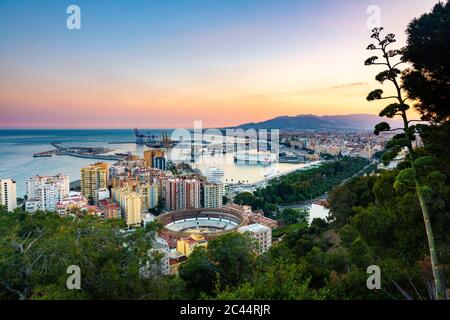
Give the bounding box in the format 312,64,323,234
0,0,449,304
0,0,440,128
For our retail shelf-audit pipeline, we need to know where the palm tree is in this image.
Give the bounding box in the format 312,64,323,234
365,27,445,299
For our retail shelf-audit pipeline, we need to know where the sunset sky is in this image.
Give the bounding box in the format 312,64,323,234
0,0,441,128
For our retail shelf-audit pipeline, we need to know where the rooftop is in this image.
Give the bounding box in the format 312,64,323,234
238,223,270,233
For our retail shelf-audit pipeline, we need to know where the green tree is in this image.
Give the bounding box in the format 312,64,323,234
328,176,376,228
0,209,174,300
179,247,217,298
348,237,373,269
365,27,445,299
87,196,95,206
208,232,256,288
215,261,327,300
328,184,357,228
233,192,262,209
278,208,309,225
309,218,329,235
402,1,450,123
148,201,164,216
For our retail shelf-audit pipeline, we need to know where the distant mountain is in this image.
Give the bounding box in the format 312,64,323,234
235,114,402,130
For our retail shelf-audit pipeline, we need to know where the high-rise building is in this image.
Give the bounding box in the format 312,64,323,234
204,183,225,208
152,157,167,171
238,223,272,253
136,183,159,211
184,179,201,209
144,149,165,168
165,179,183,212
25,175,70,212
111,187,142,226
164,178,201,211
80,162,109,203
0,178,17,212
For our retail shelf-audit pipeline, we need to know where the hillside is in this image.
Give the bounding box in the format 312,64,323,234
235,114,403,130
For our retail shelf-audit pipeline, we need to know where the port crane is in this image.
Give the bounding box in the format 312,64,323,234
134,128,174,147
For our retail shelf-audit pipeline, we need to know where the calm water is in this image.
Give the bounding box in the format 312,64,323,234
0,129,305,197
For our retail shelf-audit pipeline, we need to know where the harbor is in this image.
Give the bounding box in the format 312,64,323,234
21,129,319,197
33,142,128,161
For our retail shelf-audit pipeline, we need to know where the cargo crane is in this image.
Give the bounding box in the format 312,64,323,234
162,130,173,148
134,128,175,148
134,128,160,145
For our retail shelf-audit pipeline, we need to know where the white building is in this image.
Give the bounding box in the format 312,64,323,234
96,187,110,202
205,167,224,184
204,183,225,208
25,200,40,213
25,175,70,212
142,212,156,227
56,192,88,216
0,179,17,212
238,223,272,253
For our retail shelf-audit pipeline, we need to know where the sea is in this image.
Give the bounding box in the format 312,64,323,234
0,129,307,197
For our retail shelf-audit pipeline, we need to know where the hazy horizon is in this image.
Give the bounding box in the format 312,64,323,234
0,113,402,130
